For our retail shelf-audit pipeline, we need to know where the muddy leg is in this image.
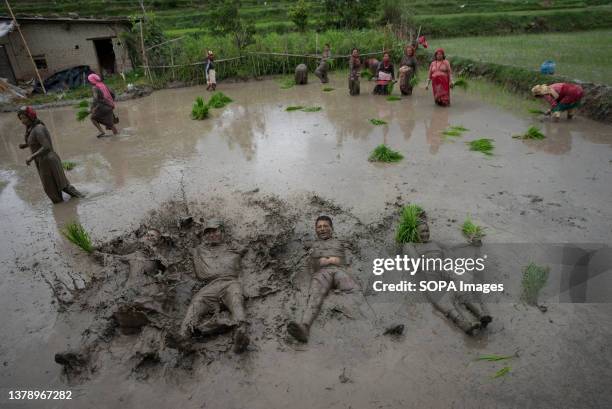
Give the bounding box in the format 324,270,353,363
222,282,249,353
179,288,213,339
111,125,118,135
567,109,576,119
288,275,331,343
463,300,492,328
63,185,85,199
90,118,105,137
429,293,480,335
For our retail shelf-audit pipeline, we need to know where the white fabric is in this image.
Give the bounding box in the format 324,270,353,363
207,69,216,84
0,21,15,38
378,71,392,81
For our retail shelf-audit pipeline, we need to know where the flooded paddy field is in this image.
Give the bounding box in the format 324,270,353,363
1,74,611,408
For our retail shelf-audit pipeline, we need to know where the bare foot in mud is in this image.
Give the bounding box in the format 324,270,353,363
480,315,493,328
287,322,309,343
96,132,106,138
233,326,250,354
465,322,482,336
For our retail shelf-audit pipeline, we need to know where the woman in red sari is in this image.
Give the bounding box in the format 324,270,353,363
426,48,453,106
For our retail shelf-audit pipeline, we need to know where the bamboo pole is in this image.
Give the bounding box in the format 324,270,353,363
5,0,46,93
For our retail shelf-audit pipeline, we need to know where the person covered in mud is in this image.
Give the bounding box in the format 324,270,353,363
295,63,308,85
399,45,417,96
17,106,84,204
373,52,395,95
426,48,453,106
88,73,119,138
288,215,358,343
531,83,584,121
314,43,331,84
403,213,492,335
179,219,250,353
205,50,216,91
348,48,361,96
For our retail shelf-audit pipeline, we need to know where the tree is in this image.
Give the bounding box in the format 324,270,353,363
323,0,377,29
289,0,309,32
209,0,241,36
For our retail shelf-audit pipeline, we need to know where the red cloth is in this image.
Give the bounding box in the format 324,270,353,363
418,36,428,49
432,75,450,106
22,106,37,120
544,83,584,108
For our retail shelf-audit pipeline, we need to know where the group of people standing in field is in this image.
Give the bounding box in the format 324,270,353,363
347,45,455,106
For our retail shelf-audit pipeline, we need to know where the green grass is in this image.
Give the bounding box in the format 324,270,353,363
462,218,485,242
370,118,388,126
76,108,90,122
395,204,425,244
435,29,612,85
62,161,77,171
368,144,404,163
387,95,401,101
286,105,305,111
302,106,322,112
208,92,233,109
468,138,494,156
521,262,550,305
62,222,94,253
323,87,335,92
191,96,209,120
513,126,546,140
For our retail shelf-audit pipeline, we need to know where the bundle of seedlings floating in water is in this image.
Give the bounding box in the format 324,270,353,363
442,125,469,138
521,262,550,306
395,204,425,243
62,161,77,171
387,95,401,101
453,77,468,89
302,106,322,112
528,108,546,115
279,78,295,89
286,105,304,111
462,217,486,244
191,96,209,120
468,138,494,155
512,126,545,140
370,118,387,126
208,92,233,109
368,144,404,163
323,87,334,92
62,221,94,253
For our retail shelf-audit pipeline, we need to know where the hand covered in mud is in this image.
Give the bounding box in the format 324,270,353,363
25,156,33,166
19,143,28,149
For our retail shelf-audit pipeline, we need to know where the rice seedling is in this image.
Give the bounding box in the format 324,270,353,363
76,108,90,122
462,217,486,242
521,262,550,305
370,118,387,126
361,70,373,80
467,138,494,155
280,78,295,89
409,73,420,88
74,100,89,109
62,221,94,253
385,81,395,94
208,92,233,109
191,96,209,120
286,105,305,111
512,126,545,140
323,87,334,92
62,161,77,171
302,106,322,112
528,108,546,115
492,366,511,379
395,204,425,244
387,95,401,101
442,125,468,138
476,354,513,362
453,77,468,89
368,144,403,163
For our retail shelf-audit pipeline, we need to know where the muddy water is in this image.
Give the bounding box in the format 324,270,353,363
1,74,611,408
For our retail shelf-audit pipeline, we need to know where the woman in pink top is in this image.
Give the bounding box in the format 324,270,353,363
426,48,453,106
531,83,584,121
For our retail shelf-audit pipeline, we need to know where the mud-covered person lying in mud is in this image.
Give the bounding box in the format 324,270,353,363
288,215,359,343
403,214,492,335
178,219,250,354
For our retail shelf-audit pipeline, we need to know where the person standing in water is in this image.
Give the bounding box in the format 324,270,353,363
88,73,118,138
17,107,84,204
399,45,418,96
426,48,453,106
348,48,361,96
205,50,216,91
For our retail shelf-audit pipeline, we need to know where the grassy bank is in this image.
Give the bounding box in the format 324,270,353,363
434,30,612,85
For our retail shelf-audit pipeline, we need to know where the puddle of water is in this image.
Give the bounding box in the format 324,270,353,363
1,74,611,408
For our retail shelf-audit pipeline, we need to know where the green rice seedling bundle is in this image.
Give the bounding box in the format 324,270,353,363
409,72,420,88
208,92,233,109
75,100,89,109
468,138,494,155
462,217,485,242
370,118,387,126
286,105,304,111
493,367,511,379
62,161,77,171
62,221,94,253
442,125,468,137
280,78,295,89
368,144,403,163
323,87,334,92
512,126,545,140
76,108,90,122
361,70,373,80
302,106,322,112
453,77,468,89
191,96,209,120
387,95,401,101
385,81,395,94
528,108,546,115
395,204,425,244
521,262,550,305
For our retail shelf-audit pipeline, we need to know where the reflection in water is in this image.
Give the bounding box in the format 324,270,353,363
216,104,266,161
521,122,572,155
425,106,449,154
